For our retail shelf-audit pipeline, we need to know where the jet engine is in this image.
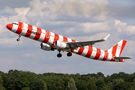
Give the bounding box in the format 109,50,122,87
55,40,69,49
40,43,54,51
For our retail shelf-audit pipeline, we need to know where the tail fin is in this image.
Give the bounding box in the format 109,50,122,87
107,40,127,57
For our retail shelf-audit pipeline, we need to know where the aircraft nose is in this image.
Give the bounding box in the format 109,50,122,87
6,24,13,30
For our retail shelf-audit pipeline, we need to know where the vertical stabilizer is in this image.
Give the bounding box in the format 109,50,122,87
107,40,127,57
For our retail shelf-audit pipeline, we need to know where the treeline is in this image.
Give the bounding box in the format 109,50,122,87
0,70,135,90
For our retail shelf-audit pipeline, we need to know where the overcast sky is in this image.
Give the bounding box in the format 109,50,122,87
0,0,135,76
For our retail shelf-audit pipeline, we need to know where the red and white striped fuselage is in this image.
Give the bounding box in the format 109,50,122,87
6,22,127,62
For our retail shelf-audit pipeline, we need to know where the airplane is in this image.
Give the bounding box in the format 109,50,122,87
6,22,130,62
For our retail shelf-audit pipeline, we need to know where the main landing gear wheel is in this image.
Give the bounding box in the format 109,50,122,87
17,35,21,42
57,50,62,58
57,53,62,58
67,52,72,57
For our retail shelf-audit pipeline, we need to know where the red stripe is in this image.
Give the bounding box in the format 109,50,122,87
53,34,59,45
102,51,108,61
16,22,23,34
77,47,84,55
25,24,33,37
34,27,41,40
43,30,50,43
72,39,76,42
85,46,93,58
112,44,118,57
94,48,101,59
119,40,127,56
111,58,115,61
63,36,68,42
119,59,124,62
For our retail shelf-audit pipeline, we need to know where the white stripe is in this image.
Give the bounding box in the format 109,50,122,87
108,47,112,54
90,47,97,59
21,23,27,36
47,32,54,45
59,35,63,41
38,29,46,42
81,46,88,56
107,53,112,61
67,38,72,42
98,50,105,60
115,40,123,57
29,26,37,39
74,47,80,53
11,23,18,33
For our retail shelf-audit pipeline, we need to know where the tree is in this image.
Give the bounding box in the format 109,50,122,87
0,75,6,90
87,82,97,90
96,80,106,90
7,70,21,90
66,78,77,90
113,79,124,87
21,87,30,90
97,72,104,77
76,80,88,90
128,85,135,90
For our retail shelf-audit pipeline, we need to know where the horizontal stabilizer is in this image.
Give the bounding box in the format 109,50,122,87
114,57,131,59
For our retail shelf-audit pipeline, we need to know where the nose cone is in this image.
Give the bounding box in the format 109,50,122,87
6,24,13,30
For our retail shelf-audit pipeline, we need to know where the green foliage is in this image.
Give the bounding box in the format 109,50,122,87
66,78,77,90
21,87,30,90
1,70,135,90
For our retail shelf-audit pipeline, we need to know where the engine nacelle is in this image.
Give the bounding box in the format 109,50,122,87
55,40,69,49
40,43,54,51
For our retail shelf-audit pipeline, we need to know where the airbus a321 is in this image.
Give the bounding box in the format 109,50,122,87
6,22,130,62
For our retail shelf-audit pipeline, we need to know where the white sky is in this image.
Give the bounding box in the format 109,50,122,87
0,0,135,76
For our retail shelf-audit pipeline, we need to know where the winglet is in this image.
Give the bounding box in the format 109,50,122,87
103,34,110,41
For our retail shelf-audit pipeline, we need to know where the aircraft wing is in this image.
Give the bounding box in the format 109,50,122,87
67,34,110,49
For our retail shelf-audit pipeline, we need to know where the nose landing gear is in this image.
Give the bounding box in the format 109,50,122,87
17,35,21,41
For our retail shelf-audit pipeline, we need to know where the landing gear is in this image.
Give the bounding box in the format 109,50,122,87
57,53,62,58
67,52,72,57
57,50,72,58
57,50,62,58
17,35,21,41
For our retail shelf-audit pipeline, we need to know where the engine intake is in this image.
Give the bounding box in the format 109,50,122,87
40,43,54,51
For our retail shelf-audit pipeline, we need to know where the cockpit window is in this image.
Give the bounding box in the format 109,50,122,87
12,23,18,25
